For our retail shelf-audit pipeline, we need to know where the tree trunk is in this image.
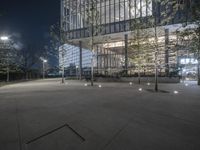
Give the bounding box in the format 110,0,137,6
155,64,158,92
91,39,94,86
198,34,200,85
91,3,94,87
91,54,94,86
198,60,200,85
26,71,28,80
138,66,141,84
61,47,65,83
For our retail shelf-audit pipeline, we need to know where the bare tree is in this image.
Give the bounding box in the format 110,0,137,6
0,38,18,81
50,23,67,83
85,0,102,86
18,44,42,80
173,0,200,85
129,19,151,84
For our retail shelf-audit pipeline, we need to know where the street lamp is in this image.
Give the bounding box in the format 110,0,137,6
42,59,47,79
0,36,10,82
0,36,9,41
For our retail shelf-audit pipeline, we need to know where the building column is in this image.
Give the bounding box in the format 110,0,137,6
165,29,169,77
125,34,128,75
79,41,82,80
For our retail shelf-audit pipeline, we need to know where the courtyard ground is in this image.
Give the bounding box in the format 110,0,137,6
0,79,200,150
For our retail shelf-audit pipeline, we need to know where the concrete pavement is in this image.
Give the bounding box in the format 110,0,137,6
0,79,200,150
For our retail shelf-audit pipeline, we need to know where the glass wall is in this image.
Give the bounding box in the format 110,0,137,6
61,0,152,32
59,44,93,69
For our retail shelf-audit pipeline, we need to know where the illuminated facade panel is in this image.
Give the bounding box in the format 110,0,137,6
61,0,152,39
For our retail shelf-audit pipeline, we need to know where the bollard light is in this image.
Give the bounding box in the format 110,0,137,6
174,91,179,94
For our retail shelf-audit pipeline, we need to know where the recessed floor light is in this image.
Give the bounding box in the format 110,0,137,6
139,88,142,92
174,91,179,94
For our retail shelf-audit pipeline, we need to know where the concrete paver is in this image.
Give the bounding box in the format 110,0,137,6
0,79,200,150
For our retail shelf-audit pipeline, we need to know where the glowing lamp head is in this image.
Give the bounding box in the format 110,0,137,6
0,36,9,41
43,59,47,63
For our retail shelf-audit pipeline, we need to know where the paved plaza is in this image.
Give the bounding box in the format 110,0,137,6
0,79,200,150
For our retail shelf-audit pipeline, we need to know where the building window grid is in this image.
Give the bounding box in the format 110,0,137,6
61,44,93,68
62,0,152,37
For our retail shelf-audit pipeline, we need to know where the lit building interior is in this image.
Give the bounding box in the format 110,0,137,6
59,0,198,78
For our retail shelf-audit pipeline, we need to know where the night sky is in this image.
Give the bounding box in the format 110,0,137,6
0,0,60,46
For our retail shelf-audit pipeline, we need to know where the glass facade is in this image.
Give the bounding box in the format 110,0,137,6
61,0,152,39
59,44,97,76
60,0,198,78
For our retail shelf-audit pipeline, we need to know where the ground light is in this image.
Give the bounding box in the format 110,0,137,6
185,83,188,86
174,91,179,94
98,85,102,88
84,83,88,87
138,88,142,92
147,82,151,86
129,82,133,86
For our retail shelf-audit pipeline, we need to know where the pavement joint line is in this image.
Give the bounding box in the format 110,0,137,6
65,124,86,142
100,121,130,150
128,107,200,127
15,98,23,150
149,110,200,127
25,123,85,145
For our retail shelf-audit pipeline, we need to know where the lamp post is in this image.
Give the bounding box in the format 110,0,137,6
42,59,47,79
0,36,10,82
